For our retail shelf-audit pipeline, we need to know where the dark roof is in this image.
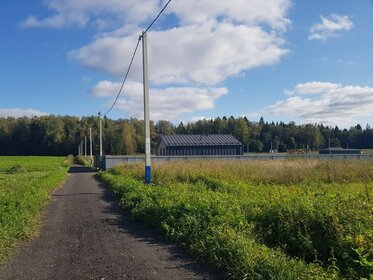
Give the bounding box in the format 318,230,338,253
159,134,242,147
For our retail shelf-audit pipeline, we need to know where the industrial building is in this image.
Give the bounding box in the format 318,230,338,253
156,134,243,156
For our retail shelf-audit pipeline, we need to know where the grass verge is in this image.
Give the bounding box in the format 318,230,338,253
0,156,72,261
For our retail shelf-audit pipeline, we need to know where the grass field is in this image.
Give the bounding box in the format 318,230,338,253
0,156,72,261
99,159,373,279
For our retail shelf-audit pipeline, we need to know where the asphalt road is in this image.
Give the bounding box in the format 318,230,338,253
0,166,219,280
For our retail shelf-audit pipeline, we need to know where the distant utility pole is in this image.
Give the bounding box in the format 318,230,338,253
89,127,93,168
84,136,87,157
98,113,103,169
142,31,151,184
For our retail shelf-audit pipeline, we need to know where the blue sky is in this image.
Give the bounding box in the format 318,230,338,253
1,0,373,128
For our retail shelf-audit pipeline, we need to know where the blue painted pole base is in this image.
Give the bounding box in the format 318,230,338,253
145,165,151,184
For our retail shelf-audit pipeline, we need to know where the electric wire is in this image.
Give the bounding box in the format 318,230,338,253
101,37,141,117
100,0,172,117
144,0,172,34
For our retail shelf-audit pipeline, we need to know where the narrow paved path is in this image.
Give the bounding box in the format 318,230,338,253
0,166,219,280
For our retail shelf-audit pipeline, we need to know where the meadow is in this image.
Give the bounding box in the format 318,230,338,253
0,156,72,261
99,159,373,279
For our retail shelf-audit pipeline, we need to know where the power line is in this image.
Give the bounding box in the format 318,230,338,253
101,0,172,117
101,37,141,116
144,0,172,34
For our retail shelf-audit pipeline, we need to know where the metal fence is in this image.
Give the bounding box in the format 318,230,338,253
94,154,373,170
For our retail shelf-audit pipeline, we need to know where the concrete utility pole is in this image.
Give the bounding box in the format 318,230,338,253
99,113,103,169
84,136,87,157
142,31,151,184
89,127,93,168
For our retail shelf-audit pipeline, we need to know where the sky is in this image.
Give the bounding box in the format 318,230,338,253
1,0,373,128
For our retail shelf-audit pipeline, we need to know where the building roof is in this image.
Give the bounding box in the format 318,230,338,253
159,134,242,147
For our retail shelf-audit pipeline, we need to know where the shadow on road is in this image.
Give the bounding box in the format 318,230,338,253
51,193,100,197
95,176,223,280
68,166,94,174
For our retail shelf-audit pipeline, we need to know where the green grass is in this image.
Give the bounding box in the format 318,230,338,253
0,156,72,261
98,159,373,279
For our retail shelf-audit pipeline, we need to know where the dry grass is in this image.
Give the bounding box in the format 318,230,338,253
115,158,373,185
105,158,373,279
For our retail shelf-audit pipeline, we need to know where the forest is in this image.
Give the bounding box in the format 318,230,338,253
0,115,372,156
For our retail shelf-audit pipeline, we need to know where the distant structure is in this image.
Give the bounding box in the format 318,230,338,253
319,147,362,155
156,134,243,156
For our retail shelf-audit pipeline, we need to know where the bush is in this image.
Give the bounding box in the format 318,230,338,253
76,156,91,167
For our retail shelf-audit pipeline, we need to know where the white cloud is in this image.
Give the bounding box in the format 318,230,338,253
269,82,373,126
21,15,68,29
91,80,228,120
292,82,341,95
21,0,292,31
0,108,48,118
90,80,122,97
70,21,288,86
188,116,210,123
168,0,292,31
20,0,161,29
23,0,292,120
309,14,353,41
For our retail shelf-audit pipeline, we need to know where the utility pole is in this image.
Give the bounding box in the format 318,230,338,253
99,113,103,169
84,136,87,157
90,127,93,168
142,31,151,184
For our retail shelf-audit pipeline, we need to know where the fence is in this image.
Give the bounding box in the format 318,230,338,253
94,154,373,170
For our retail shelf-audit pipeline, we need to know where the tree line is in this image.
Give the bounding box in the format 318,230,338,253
0,115,372,156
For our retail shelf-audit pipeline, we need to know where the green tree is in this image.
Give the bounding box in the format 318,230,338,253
232,117,249,145
155,120,175,135
122,121,137,155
